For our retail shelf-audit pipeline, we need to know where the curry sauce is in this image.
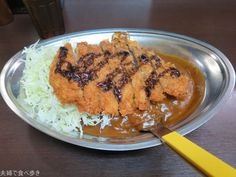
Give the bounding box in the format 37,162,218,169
83,53,205,138
49,32,205,138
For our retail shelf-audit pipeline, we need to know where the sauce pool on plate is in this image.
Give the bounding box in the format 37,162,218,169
83,53,205,138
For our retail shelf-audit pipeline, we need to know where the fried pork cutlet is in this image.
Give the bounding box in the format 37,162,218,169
49,43,86,111
111,33,136,116
76,43,103,114
49,33,191,117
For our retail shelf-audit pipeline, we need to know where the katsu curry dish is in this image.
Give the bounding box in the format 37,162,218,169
49,32,205,137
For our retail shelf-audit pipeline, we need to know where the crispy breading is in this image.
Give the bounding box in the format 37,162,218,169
98,40,120,116
49,34,191,117
49,43,86,111
160,75,190,99
128,41,150,110
77,43,103,114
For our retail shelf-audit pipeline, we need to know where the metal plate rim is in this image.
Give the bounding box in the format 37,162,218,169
0,28,235,151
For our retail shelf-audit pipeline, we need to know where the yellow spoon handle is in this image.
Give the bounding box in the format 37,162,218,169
162,131,236,177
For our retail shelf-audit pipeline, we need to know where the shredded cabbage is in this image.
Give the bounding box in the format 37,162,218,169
18,42,111,137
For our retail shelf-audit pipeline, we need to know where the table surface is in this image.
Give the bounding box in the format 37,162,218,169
0,0,236,176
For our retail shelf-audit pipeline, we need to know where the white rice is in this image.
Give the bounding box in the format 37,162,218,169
18,42,111,137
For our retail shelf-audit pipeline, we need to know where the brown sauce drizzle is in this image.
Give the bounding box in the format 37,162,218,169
77,53,102,70
55,47,97,87
87,50,130,83
145,67,181,97
113,86,122,102
151,55,161,68
96,53,132,102
96,50,178,102
114,71,131,101
140,54,149,64
136,53,181,97
55,47,68,74
55,47,131,88
97,70,131,102
145,71,157,97
118,51,130,61
96,49,141,102
55,46,181,103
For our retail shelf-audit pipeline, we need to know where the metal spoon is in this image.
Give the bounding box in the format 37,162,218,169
140,121,236,177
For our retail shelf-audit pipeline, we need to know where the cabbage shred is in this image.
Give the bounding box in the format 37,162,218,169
18,42,111,137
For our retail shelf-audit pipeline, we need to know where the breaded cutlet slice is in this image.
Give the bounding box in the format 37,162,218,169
118,74,136,116
157,61,191,100
111,36,136,116
142,48,190,101
50,33,191,117
77,42,101,58
143,49,166,102
76,43,103,114
127,40,150,110
97,40,121,116
49,43,86,111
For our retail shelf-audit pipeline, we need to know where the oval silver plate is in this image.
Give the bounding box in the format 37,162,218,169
0,29,235,151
